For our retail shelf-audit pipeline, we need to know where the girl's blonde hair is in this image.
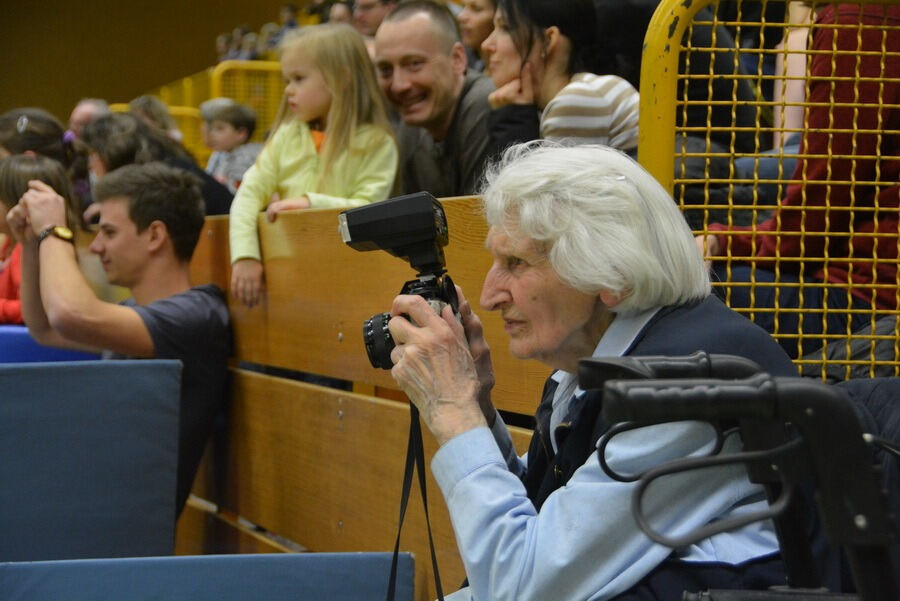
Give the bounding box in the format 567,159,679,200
272,24,394,188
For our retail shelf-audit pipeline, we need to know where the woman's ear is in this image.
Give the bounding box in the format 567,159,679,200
599,289,622,308
543,26,561,56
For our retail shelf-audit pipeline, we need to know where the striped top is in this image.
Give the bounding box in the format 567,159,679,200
540,72,640,150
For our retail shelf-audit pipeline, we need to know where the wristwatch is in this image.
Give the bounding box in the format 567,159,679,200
37,225,75,245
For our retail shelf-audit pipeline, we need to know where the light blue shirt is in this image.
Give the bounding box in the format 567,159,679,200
431,308,780,601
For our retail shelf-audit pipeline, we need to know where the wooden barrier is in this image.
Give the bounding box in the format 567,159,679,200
183,197,541,600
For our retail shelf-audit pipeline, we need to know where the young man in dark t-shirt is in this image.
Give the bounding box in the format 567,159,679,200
7,162,231,515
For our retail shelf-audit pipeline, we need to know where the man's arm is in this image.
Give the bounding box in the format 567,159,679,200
37,237,154,357
16,181,154,357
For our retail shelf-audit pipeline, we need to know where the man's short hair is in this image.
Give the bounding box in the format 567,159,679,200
384,0,462,48
208,103,257,139
92,162,206,262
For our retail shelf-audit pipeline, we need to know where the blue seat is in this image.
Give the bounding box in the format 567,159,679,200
0,552,415,601
0,325,99,362
0,360,180,561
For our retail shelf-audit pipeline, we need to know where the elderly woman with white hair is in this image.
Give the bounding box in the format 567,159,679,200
387,143,797,601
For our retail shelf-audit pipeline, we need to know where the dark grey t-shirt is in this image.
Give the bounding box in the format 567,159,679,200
104,284,231,513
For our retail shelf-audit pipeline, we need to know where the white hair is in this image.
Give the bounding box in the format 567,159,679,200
480,142,710,315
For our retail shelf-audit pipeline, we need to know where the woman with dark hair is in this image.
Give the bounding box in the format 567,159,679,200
82,113,232,218
0,155,82,323
458,0,497,71
0,108,91,208
482,0,639,151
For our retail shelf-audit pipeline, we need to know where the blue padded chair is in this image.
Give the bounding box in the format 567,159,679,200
0,360,180,561
0,552,415,601
0,325,99,362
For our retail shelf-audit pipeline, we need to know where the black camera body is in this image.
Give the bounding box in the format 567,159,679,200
339,192,459,369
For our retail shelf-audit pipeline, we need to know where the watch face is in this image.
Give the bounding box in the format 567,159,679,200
53,226,74,241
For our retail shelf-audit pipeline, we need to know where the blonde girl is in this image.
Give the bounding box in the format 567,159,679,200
229,23,398,307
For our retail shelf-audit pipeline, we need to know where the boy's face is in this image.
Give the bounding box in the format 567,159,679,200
207,120,248,152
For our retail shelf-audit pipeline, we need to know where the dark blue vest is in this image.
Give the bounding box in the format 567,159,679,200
523,296,796,599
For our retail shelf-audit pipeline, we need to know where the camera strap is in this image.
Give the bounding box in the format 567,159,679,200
386,404,445,601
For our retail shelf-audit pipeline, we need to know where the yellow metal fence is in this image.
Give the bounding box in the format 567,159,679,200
639,0,900,380
210,60,283,142
150,68,213,109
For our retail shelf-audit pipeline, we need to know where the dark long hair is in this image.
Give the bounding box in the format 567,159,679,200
0,108,75,167
495,0,611,75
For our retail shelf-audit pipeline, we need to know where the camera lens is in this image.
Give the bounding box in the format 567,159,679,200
363,312,395,369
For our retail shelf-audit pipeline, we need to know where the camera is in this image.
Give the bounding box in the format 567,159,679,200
339,192,459,369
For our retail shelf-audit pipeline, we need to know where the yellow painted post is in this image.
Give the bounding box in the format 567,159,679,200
638,0,711,193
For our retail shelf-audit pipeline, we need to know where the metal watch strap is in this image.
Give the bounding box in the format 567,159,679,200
37,226,72,245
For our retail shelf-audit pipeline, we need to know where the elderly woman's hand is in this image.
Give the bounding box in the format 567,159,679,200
388,294,487,445
455,285,497,427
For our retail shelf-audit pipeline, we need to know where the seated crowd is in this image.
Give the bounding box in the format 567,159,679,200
1,0,897,598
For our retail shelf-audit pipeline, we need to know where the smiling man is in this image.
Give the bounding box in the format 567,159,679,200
374,0,496,197
7,162,231,517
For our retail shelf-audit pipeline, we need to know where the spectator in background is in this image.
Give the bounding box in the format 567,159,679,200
300,0,332,25
69,98,111,139
732,1,813,207
355,0,397,36
6,162,231,517
457,0,496,71
204,102,263,193
200,97,238,148
0,108,91,213
0,108,77,164
129,95,184,143
257,22,280,59
699,3,900,360
482,0,639,151
236,32,259,60
215,32,232,63
269,3,300,49
374,0,496,197
82,113,233,217
0,155,82,324
329,1,353,24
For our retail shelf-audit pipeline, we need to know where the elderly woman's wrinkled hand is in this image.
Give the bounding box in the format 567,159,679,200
388,294,487,445
455,285,497,427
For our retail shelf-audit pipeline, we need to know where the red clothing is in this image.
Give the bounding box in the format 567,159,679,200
710,4,900,309
0,240,22,324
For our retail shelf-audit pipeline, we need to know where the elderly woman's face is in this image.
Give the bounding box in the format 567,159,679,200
480,227,612,372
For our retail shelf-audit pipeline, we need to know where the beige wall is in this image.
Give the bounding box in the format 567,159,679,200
0,0,292,122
